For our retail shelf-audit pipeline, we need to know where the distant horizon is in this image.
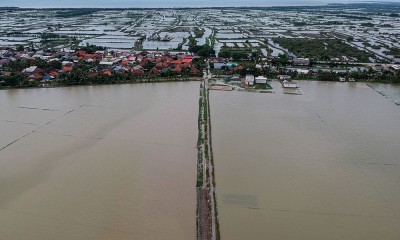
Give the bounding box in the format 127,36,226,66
2,0,399,8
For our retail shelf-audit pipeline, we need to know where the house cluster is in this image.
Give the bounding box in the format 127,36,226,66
0,47,201,84
95,51,199,76
244,74,269,86
209,57,244,72
20,66,60,83
284,63,400,76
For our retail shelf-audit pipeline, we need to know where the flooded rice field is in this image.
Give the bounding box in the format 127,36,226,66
0,82,199,240
1,8,399,61
210,81,400,240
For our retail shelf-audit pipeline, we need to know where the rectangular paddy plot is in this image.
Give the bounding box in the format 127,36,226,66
210,81,400,240
0,82,199,240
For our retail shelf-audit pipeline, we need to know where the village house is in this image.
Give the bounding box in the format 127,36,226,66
0,59,9,67
245,74,255,86
282,80,297,88
277,75,292,80
232,74,240,80
293,58,310,66
22,66,39,74
99,57,121,66
21,66,46,82
62,63,74,72
209,57,225,69
391,65,400,71
287,68,310,74
132,65,144,76
296,69,310,74
255,76,268,84
372,64,384,72
330,57,341,62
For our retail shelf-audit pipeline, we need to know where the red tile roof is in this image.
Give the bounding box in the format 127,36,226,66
62,66,74,72
132,69,144,75
174,66,182,73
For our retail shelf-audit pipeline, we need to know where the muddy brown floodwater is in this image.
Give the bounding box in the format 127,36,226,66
210,81,400,240
0,82,199,240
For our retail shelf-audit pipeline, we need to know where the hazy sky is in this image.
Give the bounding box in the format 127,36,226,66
0,0,378,8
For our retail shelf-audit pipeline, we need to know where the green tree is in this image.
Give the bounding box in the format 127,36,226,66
16,45,24,51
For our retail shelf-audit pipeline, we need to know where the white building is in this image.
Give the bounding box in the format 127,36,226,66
282,80,297,88
296,69,309,74
22,66,38,73
99,58,121,66
245,75,255,86
255,76,268,84
391,65,399,71
278,75,292,80
293,58,310,66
